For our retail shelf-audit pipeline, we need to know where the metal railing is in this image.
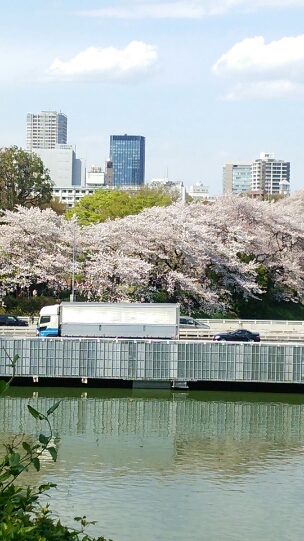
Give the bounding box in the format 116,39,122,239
197,318,304,333
179,329,304,342
198,319,304,326
0,337,304,385
1,326,304,342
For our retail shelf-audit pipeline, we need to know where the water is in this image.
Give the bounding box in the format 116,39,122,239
2,387,304,541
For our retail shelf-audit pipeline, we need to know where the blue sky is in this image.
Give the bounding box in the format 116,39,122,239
2,0,304,194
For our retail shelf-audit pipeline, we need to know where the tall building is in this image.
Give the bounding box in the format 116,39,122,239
26,111,67,150
223,152,290,196
223,162,252,194
251,152,290,197
110,135,145,187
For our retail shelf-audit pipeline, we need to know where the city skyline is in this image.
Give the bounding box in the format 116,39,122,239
1,2,304,194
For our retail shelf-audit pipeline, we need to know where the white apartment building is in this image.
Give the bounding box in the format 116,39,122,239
251,152,290,196
52,186,95,208
26,111,67,150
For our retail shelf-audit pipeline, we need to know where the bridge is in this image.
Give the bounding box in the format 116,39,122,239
0,335,304,390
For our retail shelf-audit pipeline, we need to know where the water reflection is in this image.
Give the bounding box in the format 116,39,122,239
1,390,304,475
1,389,304,541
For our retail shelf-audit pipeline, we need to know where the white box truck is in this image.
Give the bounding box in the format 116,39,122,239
37,302,180,339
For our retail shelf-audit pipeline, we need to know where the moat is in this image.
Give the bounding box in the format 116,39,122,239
2,387,304,541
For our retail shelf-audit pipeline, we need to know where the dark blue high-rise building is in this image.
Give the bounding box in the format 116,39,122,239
110,134,145,187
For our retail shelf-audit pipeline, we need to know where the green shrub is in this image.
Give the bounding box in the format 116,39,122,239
2,296,60,317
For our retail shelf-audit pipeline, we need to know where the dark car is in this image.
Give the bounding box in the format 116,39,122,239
0,315,28,326
180,316,210,329
213,329,260,342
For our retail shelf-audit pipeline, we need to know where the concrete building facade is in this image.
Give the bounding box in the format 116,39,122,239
34,144,85,187
26,111,67,150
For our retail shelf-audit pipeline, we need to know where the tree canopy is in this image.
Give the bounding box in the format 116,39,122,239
65,185,179,225
0,146,52,211
2,190,304,315
41,196,68,215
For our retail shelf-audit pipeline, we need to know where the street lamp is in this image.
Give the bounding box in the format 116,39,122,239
70,215,76,302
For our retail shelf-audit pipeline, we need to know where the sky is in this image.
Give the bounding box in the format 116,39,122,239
2,0,304,195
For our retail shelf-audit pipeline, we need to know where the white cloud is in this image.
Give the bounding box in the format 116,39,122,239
213,35,304,75
76,0,304,19
213,35,304,99
48,41,157,82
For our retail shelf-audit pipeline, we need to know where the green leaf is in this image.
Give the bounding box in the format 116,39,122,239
10,464,25,476
22,441,31,452
0,471,12,482
9,452,21,466
32,457,40,472
39,433,50,445
27,405,45,420
0,380,8,395
38,483,57,492
47,400,62,416
47,446,57,462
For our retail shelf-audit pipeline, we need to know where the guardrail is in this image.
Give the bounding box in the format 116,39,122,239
2,327,304,342
198,319,304,326
179,329,304,342
197,318,304,333
0,326,36,337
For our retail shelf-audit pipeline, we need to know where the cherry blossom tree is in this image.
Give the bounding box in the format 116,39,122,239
0,206,81,295
214,194,304,303
79,201,261,312
0,194,303,315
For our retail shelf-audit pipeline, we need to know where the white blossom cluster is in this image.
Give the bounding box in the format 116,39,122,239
1,191,304,313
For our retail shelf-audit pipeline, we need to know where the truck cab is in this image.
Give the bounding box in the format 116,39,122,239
37,304,60,337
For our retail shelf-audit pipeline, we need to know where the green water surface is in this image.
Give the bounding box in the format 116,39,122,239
2,387,304,541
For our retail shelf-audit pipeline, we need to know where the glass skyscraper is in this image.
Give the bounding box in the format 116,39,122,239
110,135,145,187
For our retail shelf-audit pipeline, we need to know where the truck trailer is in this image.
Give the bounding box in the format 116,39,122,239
37,302,180,339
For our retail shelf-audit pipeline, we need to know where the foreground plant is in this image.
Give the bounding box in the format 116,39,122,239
0,352,111,540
